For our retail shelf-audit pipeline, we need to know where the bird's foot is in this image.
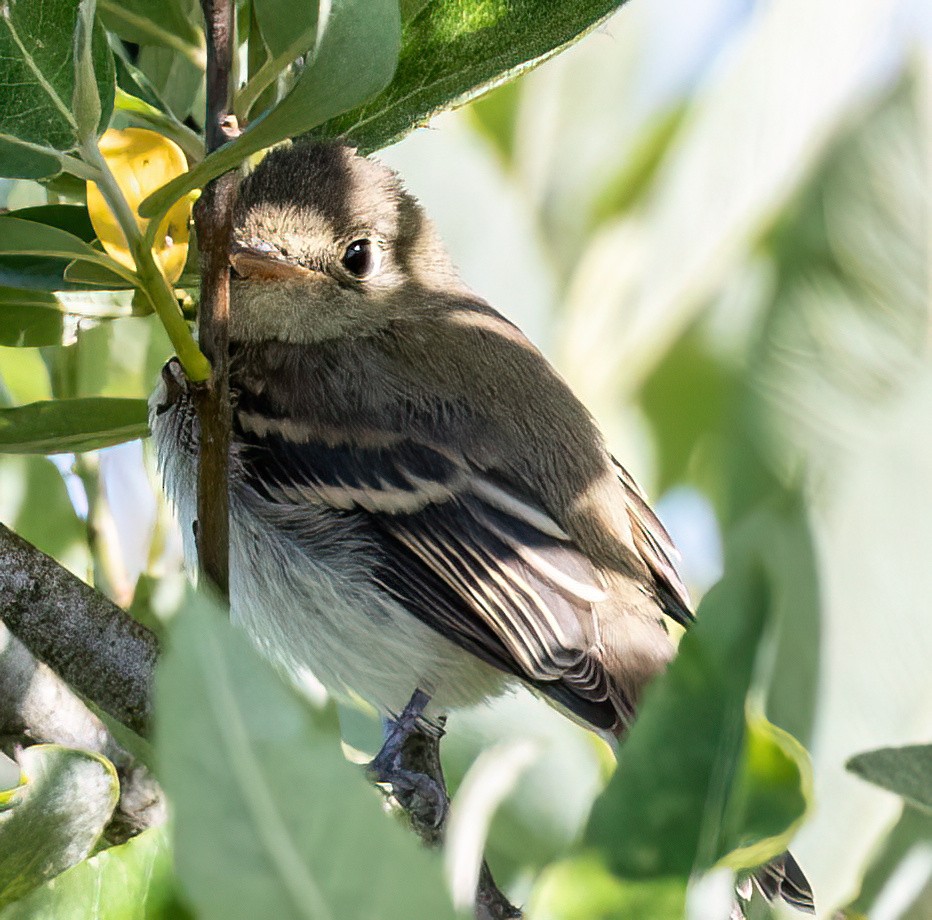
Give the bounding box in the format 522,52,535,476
378,768,448,828
367,688,449,829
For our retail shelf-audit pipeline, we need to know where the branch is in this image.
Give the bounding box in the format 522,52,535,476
0,625,164,843
194,0,239,595
0,523,157,737
396,727,522,919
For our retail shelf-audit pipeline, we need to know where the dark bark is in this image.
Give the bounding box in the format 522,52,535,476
193,0,239,596
0,523,157,738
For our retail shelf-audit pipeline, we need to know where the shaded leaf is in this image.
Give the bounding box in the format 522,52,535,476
252,0,318,59
0,137,62,180
136,45,203,125
97,0,203,52
319,0,627,152
0,217,135,291
0,397,149,454
0,288,63,347
0,745,119,907
847,746,932,815
0,0,115,150
156,590,458,920
2,205,97,242
139,0,401,219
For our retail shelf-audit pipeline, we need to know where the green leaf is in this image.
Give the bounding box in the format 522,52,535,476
0,137,63,180
98,0,203,57
0,745,119,907
252,0,318,58
318,0,628,152
0,217,136,291
72,0,102,143
0,398,149,454
136,44,204,124
62,259,136,289
0,288,63,347
586,510,811,878
0,0,114,150
720,716,811,870
0,826,189,920
139,0,401,220
3,205,96,242
155,590,458,920
847,745,932,814
527,856,687,920
0,288,135,347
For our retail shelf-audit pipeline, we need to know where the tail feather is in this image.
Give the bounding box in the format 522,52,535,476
752,851,815,914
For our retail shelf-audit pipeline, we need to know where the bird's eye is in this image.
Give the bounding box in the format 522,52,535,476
342,239,380,279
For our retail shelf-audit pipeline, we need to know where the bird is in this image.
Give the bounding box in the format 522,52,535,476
149,140,814,914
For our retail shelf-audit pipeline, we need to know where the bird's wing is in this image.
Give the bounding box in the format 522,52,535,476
236,419,633,731
611,457,694,627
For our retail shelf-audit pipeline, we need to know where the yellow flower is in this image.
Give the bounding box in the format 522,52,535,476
87,128,191,284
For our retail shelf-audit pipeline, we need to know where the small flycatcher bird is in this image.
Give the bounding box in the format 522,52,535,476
150,141,813,913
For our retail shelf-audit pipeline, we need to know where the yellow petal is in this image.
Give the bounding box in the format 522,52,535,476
87,128,191,284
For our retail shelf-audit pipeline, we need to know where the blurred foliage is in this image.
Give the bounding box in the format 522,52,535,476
0,0,929,918
0,745,119,908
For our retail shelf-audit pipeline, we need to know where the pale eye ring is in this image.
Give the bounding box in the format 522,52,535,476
342,239,381,279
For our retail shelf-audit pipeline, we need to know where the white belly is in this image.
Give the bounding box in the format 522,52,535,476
157,428,507,718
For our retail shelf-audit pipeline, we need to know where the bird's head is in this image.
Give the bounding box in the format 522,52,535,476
229,142,461,345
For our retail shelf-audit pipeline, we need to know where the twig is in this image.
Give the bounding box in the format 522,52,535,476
194,0,239,595
0,524,157,738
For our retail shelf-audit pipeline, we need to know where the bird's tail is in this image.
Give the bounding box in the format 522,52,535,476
750,851,815,913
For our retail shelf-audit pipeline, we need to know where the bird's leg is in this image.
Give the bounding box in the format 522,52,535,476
367,689,522,919
367,688,449,833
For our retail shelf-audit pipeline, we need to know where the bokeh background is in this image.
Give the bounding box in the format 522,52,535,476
1,0,930,916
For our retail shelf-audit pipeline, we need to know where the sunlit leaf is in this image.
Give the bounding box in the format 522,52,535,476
0,0,114,151
0,826,188,920
0,745,119,907
0,398,149,454
320,0,628,152
527,856,687,920
721,715,812,869
87,128,191,283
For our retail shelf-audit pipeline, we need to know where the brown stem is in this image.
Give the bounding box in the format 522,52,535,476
0,524,157,738
194,0,239,596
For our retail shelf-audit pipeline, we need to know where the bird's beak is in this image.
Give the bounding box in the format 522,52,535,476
229,242,317,281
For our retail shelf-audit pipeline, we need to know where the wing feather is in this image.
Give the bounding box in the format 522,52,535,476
235,417,629,730
611,457,693,626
